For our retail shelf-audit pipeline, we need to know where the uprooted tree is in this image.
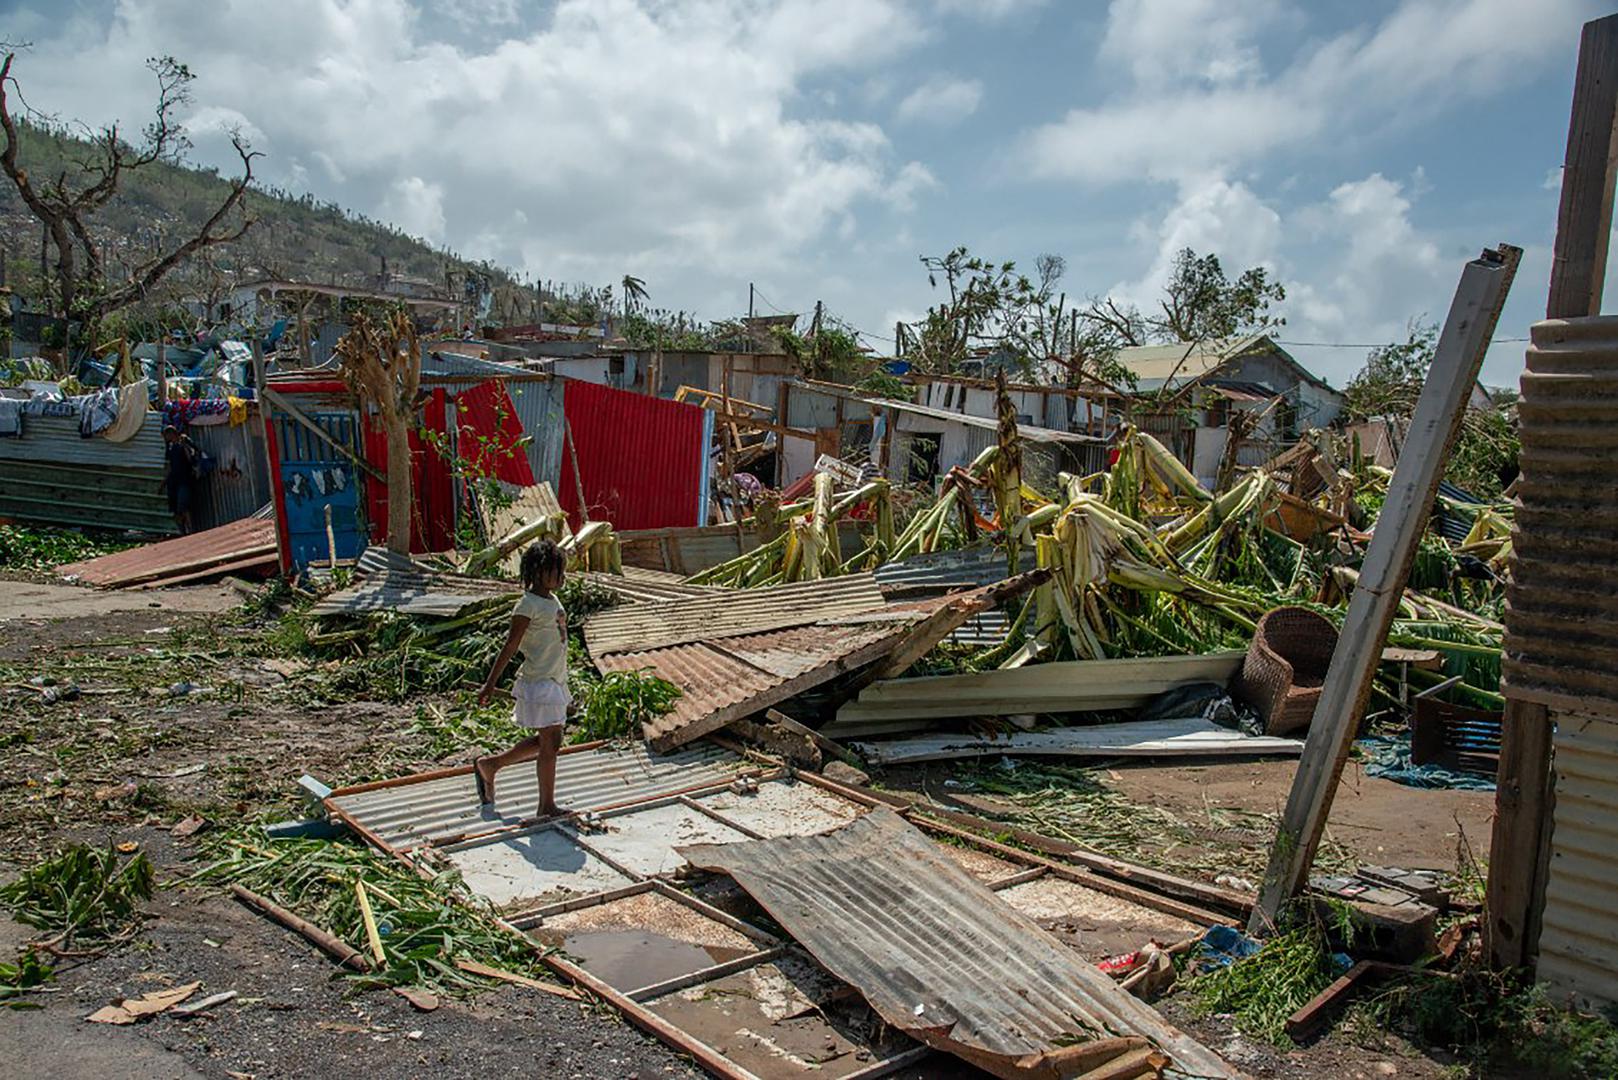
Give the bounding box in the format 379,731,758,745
0,48,258,358
335,310,422,555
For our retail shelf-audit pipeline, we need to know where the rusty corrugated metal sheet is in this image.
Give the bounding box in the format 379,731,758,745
573,567,721,605
585,574,885,659
1503,317,1618,709
58,517,278,588
680,807,1235,1079
325,742,741,852
602,617,912,752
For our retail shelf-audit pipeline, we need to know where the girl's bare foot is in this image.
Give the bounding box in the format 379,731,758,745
473,757,496,805
540,803,568,819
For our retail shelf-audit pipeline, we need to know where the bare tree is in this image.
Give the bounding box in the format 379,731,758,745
335,310,422,554
0,49,258,354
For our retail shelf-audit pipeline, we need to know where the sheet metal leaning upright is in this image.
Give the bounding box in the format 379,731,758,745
680,806,1238,1080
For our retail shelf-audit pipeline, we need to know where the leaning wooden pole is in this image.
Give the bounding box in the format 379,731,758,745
1487,12,1618,971
1249,244,1521,934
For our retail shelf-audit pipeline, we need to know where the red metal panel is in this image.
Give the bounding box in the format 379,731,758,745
455,379,536,487
58,517,278,587
558,380,704,531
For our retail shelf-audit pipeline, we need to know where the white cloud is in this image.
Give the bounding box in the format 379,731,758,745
935,0,1048,18
9,0,936,305
380,176,448,242
1023,0,1586,186
896,75,983,126
1111,176,1284,311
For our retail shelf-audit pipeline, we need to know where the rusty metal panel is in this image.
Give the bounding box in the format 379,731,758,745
1503,316,1618,712
325,742,740,852
57,517,278,587
1538,709,1618,1011
584,574,886,658
602,619,909,751
680,807,1236,1079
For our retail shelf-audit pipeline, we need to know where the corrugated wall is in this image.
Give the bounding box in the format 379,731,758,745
0,412,171,533
557,379,705,530
190,420,271,530
506,378,565,488
1505,316,1618,1010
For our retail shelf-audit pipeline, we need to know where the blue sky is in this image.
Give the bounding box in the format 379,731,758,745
1,0,1606,386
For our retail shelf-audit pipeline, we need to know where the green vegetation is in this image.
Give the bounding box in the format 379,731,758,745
1188,921,1346,1045
0,844,154,950
0,524,136,572
948,760,1353,880
194,831,560,992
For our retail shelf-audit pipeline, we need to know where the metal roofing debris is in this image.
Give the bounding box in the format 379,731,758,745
324,741,741,852
680,807,1236,1080
573,566,721,605
872,546,1012,599
829,651,1247,736
58,516,278,589
309,547,517,617
854,716,1306,766
584,573,887,659
604,616,923,753
481,483,565,573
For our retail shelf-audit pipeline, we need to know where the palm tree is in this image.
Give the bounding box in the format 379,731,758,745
621,274,649,319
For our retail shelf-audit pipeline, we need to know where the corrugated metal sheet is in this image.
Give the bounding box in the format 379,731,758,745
58,517,277,588
584,573,886,658
505,378,566,492
606,615,924,752
617,520,864,575
0,411,171,532
310,547,518,616
1538,711,1618,1010
1503,317,1618,711
572,567,719,605
190,419,272,531
873,547,1010,598
679,807,1237,1079
557,379,706,531
423,351,533,379
325,742,739,852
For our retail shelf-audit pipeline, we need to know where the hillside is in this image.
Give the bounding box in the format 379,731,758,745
0,120,539,323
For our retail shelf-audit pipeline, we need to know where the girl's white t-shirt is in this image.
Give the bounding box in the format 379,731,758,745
513,591,568,684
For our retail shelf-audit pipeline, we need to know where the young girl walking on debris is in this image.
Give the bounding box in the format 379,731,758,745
475,540,571,818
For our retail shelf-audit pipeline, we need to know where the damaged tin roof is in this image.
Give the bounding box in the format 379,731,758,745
583,573,886,659
325,741,741,852
58,516,278,589
680,806,1237,1080
602,613,929,752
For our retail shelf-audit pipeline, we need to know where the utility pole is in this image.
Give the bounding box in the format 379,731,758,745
811,300,823,337
748,283,755,320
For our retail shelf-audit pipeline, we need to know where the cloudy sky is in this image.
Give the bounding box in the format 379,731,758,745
1,0,1607,385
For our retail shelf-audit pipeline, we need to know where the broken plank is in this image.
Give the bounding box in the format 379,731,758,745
854,717,1304,766
453,958,580,999
763,707,865,769
231,884,372,972
835,651,1245,727
1251,244,1520,935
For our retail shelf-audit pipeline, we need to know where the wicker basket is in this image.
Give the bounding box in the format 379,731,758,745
1233,606,1339,736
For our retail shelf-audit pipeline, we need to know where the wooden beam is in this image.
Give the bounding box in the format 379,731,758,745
1249,245,1521,935
1548,14,1618,320
1486,14,1618,973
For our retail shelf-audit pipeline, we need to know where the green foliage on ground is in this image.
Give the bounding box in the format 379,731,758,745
0,844,154,949
194,831,560,992
0,524,136,572
1188,921,1346,1046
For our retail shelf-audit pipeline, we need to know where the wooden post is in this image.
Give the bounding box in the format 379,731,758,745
1249,245,1521,934
1487,13,1618,971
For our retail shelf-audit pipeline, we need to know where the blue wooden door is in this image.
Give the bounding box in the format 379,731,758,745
275,412,365,568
